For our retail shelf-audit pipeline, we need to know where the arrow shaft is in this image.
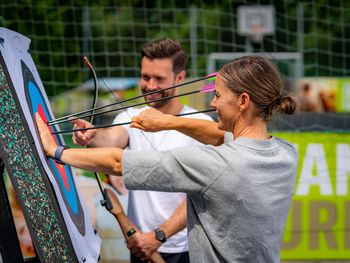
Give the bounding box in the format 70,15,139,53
51,109,215,135
49,89,204,126
48,73,216,124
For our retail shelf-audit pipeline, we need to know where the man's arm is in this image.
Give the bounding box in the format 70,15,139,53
159,198,187,240
71,118,129,148
131,108,225,145
127,199,187,261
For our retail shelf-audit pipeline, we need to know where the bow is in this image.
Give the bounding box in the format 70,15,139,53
82,56,111,208
82,57,164,263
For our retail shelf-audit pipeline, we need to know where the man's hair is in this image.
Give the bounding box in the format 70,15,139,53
141,38,188,74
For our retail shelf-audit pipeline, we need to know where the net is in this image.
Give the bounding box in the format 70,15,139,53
0,0,349,130
1,1,350,261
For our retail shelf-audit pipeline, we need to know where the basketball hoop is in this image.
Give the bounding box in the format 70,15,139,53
250,24,265,43
237,5,275,44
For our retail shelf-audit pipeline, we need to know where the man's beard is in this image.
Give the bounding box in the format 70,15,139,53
142,88,176,108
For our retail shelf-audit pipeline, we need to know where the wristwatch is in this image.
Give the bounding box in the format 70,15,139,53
154,228,166,243
54,145,70,164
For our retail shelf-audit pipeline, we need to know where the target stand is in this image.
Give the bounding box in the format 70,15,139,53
0,158,40,263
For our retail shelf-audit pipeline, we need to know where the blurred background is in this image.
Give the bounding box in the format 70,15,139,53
1,0,350,262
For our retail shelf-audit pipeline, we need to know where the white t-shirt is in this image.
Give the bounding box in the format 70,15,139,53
113,105,212,253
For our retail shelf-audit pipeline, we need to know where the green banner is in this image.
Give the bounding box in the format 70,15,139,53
338,78,350,112
274,132,350,259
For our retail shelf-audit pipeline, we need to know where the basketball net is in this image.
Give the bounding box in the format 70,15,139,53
249,24,265,43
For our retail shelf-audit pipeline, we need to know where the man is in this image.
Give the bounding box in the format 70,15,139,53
71,38,212,262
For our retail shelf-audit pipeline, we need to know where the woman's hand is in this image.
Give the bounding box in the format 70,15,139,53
130,108,173,132
35,113,57,158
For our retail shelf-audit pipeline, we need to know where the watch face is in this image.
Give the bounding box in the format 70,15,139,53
155,229,166,242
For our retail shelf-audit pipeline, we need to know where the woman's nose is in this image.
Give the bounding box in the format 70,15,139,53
210,96,217,108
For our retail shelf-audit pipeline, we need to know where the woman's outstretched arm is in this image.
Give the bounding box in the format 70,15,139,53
131,108,225,146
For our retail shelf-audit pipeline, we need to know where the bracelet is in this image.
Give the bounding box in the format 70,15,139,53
54,145,70,165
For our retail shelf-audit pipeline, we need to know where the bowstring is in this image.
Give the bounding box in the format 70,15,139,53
101,78,157,151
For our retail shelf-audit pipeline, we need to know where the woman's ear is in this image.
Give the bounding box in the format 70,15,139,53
239,92,251,111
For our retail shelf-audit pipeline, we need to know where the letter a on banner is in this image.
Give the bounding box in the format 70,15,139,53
0,27,101,262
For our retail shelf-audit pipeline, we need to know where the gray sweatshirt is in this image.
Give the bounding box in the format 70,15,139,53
123,137,298,263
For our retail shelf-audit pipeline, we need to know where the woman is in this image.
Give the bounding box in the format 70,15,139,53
36,56,298,262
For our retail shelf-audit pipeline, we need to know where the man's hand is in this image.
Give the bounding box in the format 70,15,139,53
71,119,96,146
35,113,57,157
127,231,162,261
131,108,173,132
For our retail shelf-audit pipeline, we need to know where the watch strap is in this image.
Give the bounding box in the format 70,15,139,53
54,145,69,165
126,228,137,237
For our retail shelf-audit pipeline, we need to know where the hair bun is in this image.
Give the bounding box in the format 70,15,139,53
278,96,296,115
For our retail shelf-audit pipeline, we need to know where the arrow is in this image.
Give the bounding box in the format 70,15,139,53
51,109,215,135
47,72,216,125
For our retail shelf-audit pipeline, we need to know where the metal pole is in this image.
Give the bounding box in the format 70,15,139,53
245,36,253,53
190,6,198,77
297,3,304,79
82,6,90,81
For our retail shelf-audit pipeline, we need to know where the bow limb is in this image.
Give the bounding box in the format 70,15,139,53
83,56,106,195
83,56,99,124
105,187,165,263
83,57,164,262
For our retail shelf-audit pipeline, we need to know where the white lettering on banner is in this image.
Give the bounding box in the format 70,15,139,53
336,144,350,196
296,144,333,196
